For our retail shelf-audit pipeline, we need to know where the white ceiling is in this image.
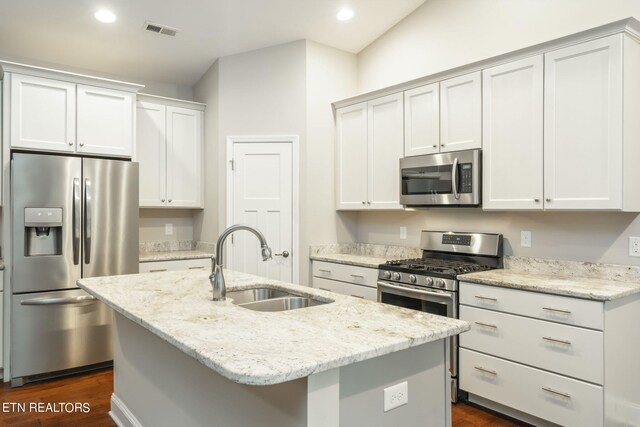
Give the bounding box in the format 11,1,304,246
0,0,426,86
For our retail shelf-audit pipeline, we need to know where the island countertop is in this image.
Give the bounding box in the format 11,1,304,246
78,269,468,386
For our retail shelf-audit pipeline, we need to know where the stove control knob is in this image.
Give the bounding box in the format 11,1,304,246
392,272,401,281
424,278,434,286
436,279,446,288
382,271,391,279
409,274,417,284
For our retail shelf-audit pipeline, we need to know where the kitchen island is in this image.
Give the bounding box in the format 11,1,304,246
78,269,468,427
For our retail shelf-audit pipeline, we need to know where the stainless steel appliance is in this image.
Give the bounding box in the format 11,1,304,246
400,149,481,207
377,231,502,402
11,153,139,385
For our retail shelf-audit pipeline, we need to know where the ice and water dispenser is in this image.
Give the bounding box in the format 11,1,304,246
24,207,63,256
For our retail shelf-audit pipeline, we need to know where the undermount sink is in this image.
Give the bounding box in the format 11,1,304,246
227,286,332,312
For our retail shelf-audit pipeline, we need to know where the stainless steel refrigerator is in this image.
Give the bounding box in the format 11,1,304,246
11,153,138,385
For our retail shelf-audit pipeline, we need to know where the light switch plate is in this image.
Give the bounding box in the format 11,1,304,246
400,226,407,240
165,223,174,236
383,381,408,412
521,231,532,248
629,237,640,257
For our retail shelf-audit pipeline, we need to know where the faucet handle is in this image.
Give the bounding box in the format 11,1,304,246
210,255,217,273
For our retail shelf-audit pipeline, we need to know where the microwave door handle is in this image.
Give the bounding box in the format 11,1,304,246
452,157,460,200
72,178,81,265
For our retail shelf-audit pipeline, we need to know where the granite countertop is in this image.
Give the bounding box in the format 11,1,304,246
309,243,421,268
459,269,640,301
139,250,214,263
78,269,468,386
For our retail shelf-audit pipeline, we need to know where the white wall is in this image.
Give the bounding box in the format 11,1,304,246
353,0,640,266
193,40,359,283
358,0,640,92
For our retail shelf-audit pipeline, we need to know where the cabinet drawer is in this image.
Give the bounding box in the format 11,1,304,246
313,277,377,301
139,258,210,273
460,281,603,330
312,261,378,288
460,306,603,384
460,349,603,427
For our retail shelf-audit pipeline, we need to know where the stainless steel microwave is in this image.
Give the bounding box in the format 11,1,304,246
400,149,481,207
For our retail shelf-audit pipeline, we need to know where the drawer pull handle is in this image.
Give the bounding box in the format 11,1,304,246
188,266,205,270
542,336,572,345
474,366,497,376
350,274,365,279
543,306,572,314
542,387,571,399
319,287,331,292
350,294,365,299
474,321,498,329
149,269,168,273
475,295,498,302
319,269,332,273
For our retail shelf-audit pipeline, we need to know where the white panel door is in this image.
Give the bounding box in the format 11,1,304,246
231,142,293,283
440,71,482,153
10,74,76,152
336,102,368,210
76,85,133,157
166,106,203,208
404,83,440,157
368,93,404,210
483,56,544,210
544,35,623,210
136,101,167,207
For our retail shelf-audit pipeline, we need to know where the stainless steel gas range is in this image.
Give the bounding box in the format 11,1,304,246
377,231,503,403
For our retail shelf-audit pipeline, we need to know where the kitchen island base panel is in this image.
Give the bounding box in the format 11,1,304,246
110,313,450,427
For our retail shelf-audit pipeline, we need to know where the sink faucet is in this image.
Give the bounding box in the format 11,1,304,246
210,224,272,301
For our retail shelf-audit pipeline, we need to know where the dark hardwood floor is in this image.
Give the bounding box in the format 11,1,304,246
0,368,523,426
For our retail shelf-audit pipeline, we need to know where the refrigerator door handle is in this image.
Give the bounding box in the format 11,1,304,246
84,178,92,265
73,178,81,265
20,295,97,306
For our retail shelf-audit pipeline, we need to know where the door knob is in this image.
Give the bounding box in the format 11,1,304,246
275,250,290,258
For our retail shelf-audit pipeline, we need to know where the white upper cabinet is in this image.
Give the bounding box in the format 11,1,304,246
483,56,544,210
136,101,167,207
76,85,134,157
136,97,204,209
368,93,404,209
10,74,76,152
404,83,440,157
544,35,623,210
166,106,203,208
336,94,404,210
440,71,482,153
7,68,139,158
336,102,368,209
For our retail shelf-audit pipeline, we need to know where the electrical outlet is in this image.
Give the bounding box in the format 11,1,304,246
400,226,407,240
165,223,173,236
383,381,408,412
629,237,640,257
521,231,532,248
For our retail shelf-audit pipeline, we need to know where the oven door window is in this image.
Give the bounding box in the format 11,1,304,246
401,163,472,196
380,292,449,317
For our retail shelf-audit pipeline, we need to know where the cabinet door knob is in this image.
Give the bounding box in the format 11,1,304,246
79,142,84,147
168,199,172,203
367,201,371,205
432,145,437,148
68,141,74,146
362,201,366,205
161,199,165,202
534,198,540,202
546,198,551,202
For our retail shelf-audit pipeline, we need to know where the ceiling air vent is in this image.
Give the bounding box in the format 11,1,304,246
144,21,178,37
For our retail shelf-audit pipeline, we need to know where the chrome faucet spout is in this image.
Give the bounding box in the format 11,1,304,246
210,225,272,301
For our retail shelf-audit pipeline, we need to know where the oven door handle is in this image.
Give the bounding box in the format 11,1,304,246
378,281,455,303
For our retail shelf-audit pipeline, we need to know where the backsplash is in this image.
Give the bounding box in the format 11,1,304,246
310,243,421,259
139,240,196,253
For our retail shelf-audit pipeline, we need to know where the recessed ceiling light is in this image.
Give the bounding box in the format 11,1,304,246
95,9,117,24
336,8,354,21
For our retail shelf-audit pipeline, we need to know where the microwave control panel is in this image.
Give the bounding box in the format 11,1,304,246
460,164,473,193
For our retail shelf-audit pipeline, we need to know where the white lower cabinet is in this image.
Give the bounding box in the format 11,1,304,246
460,281,640,426
460,349,603,427
311,261,378,301
139,258,210,273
